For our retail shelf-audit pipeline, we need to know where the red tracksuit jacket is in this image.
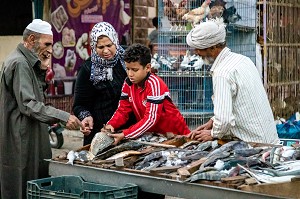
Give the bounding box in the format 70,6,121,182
107,73,190,138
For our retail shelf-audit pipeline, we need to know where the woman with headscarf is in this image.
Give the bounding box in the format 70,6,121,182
73,22,135,145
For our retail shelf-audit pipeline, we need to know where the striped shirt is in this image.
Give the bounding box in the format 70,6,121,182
210,47,279,144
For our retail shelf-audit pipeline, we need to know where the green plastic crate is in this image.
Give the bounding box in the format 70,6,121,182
27,175,138,199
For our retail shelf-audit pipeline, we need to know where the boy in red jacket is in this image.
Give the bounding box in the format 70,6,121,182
103,43,190,145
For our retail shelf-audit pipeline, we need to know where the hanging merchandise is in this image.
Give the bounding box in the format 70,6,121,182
50,0,131,77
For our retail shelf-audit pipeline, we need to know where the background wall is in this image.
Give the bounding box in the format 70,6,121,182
0,36,22,68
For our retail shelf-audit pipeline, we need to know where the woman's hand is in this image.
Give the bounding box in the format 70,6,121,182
80,116,93,136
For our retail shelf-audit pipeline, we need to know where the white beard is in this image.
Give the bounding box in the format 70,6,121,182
204,57,215,65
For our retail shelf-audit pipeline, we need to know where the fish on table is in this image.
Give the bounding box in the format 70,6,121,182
94,140,143,160
106,150,143,160
66,150,94,165
89,132,114,156
185,170,228,182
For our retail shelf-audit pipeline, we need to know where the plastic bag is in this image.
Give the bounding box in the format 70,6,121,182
277,112,300,139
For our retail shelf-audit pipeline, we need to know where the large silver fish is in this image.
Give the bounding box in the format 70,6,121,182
94,140,143,160
89,132,114,156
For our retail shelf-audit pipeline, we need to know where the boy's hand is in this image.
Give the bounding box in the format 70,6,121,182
108,132,125,145
101,124,114,133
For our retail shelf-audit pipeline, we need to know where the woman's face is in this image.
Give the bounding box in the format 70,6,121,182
96,36,117,60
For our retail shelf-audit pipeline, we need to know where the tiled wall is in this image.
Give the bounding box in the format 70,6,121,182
132,0,157,45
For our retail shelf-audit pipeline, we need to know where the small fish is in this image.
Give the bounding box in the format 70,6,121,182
67,150,77,165
180,151,209,161
193,167,218,176
179,141,200,149
207,141,246,158
238,164,295,183
77,150,94,162
106,150,143,160
196,141,212,151
234,147,263,157
140,151,164,164
186,171,228,182
142,158,166,171
200,151,231,170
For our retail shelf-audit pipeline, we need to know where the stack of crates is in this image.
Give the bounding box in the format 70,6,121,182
27,175,138,199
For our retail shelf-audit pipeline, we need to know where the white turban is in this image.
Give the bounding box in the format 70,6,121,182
186,18,226,49
26,19,53,35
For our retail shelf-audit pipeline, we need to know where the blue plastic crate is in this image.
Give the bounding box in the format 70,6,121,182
27,175,138,199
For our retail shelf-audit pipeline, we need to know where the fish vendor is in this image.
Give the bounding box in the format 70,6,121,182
186,18,279,144
101,44,191,145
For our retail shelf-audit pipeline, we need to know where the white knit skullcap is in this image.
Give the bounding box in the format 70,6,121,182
186,18,226,49
26,19,53,35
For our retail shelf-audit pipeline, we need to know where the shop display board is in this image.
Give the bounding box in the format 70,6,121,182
51,0,131,78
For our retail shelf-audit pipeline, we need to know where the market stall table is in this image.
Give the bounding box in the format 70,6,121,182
47,160,284,199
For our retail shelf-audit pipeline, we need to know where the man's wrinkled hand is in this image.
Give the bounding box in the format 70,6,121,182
193,130,213,142
66,115,84,130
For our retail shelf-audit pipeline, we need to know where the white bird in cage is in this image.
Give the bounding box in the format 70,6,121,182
192,56,204,71
180,50,191,70
151,58,160,70
159,56,174,70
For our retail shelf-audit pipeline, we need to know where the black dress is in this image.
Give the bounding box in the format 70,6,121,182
73,58,135,145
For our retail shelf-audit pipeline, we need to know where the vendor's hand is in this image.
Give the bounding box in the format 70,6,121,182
101,124,114,133
192,130,213,142
80,116,93,136
195,119,213,131
66,115,84,130
108,132,125,145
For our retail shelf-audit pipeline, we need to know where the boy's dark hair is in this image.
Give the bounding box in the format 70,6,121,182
152,17,158,29
124,43,151,67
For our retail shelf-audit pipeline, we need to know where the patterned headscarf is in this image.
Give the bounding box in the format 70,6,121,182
90,22,125,84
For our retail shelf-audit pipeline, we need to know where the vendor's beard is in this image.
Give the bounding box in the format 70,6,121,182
31,42,40,56
203,57,215,65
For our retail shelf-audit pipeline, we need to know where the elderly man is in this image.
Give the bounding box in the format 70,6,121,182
186,18,279,144
0,19,83,199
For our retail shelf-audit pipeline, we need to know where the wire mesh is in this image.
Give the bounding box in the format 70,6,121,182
156,0,258,128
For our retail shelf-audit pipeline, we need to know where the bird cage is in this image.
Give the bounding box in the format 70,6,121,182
226,0,257,64
155,0,258,128
257,0,300,119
